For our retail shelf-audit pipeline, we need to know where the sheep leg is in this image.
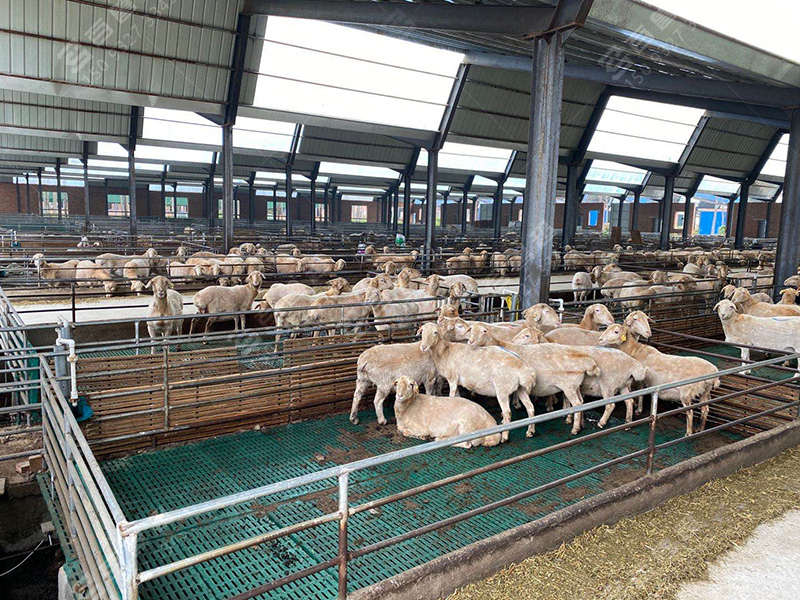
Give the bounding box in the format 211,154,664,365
447,378,459,398
373,387,390,426
422,378,437,395
682,396,694,436
698,391,710,432
635,394,644,416
204,316,217,335
514,389,536,437
562,388,584,436
495,395,512,443
349,377,370,425
740,347,751,374
597,403,614,429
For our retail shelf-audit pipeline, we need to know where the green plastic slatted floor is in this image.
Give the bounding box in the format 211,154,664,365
97,405,740,600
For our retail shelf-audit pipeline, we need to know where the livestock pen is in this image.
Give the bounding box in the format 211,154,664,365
15,292,798,600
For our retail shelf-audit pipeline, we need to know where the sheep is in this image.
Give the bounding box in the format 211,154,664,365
349,345,437,425
507,254,522,272
598,312,720,436
377,279,440,318
374,251,418,270
31,254,79,286
470,250,490,272
590,264,623,286
262,282,315,308
522,303,562,333
563,250,593,269
166,261,202,280
275,255,303,273
600,274,646,299
144,276,183,353
244,256,265,274
189,271,264,335
432,274,479,294
511,327,647,429
731,287,800,317
353,274,394,292
175,245,188,258
783,275,800,289
391,377,502,448
439,317,527,345
419,322,536,441
383,261,398,276
571,271,594,303
779,288,800,305
491,252,509,276
309,290,370,336
365,287,420,333
446,249,473,274
222,256,246,283
123,259,151,294
721,284,773,304
715,299,800,373
465,321,600,435
298,256,346,273
75,260,118,296
559,304,615,331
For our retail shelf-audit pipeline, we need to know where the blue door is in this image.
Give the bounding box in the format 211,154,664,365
698,210,726,235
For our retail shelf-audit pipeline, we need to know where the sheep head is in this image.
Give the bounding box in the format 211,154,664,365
334,259,347,271
467,323,491,346
146,276,173,299
394,376,418,404
246,271,264,289
586,304,615,327
449,281,465,299
523,303,560,329
598,323,628,347
439,317,470,341
419,322,441,352
624,311,651,338
783,275,800,288
730,287,751,305
510,327,548,345
714,299,738,321
436,303,459,319
779,288,799,304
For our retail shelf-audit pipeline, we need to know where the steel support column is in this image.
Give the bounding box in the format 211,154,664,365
520,33,565,307
492,181,504,241
461,175,474,234
424,149,438,273
765,199,773,236
160,169,167,218
82,143,90,228
562,164,579,249
25,173,30,214
616,195,625,229
726,197,735,238
659,176,675,250
734,183,749,249
55,158,62,221
172,183,178,219
774,109,800,297
682,196,692,241
402,173,412,238
392,185,400,233
128,149,137,236
248,172,256,225
284,164,293,236
37,168,43,217
221,123,234,250
14,178,20,213
310,180,317,232
441,190,449,229
631,190,641,231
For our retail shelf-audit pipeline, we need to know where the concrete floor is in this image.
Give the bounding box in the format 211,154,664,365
675,510,800,600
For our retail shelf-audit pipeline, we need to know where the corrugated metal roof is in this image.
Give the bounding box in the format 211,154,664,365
299,126,414,169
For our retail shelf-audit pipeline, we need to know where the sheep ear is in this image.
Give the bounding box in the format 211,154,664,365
713,301,722,311
166,278,174,289
145,278,155,289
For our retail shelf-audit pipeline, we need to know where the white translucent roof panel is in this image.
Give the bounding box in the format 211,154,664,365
142,109,295,152
143,108,220,145
254,17,463,131
98,142,213,164
506,177,526,188
418,144,512,173
697,175,740,196
761,135,788,178
473,175,499,188
319,162,399,179
584,183,627,196
589,97,705,163
586,160,647,186
255,171,311,183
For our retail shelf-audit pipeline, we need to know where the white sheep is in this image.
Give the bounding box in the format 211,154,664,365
420,322,536,441
571,271,594,303
75,260,118,296
31,254,79,286
298,256,346,273
778,288,799,305
123,258,151,294
392,377,502,448
145,276,183,353
365,287,420,333
715,299,800,373
731,287,799,317
309,290,370,336
522,303,562,333
190,271,263,335
465,321,600,436
491,252,509,276
598,312,720,436
349,344,437,425
262,282,315,308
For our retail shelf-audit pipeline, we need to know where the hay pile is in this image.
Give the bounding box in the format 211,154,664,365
450,446,800,600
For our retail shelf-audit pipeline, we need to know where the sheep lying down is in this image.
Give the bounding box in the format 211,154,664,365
393,377,502,448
